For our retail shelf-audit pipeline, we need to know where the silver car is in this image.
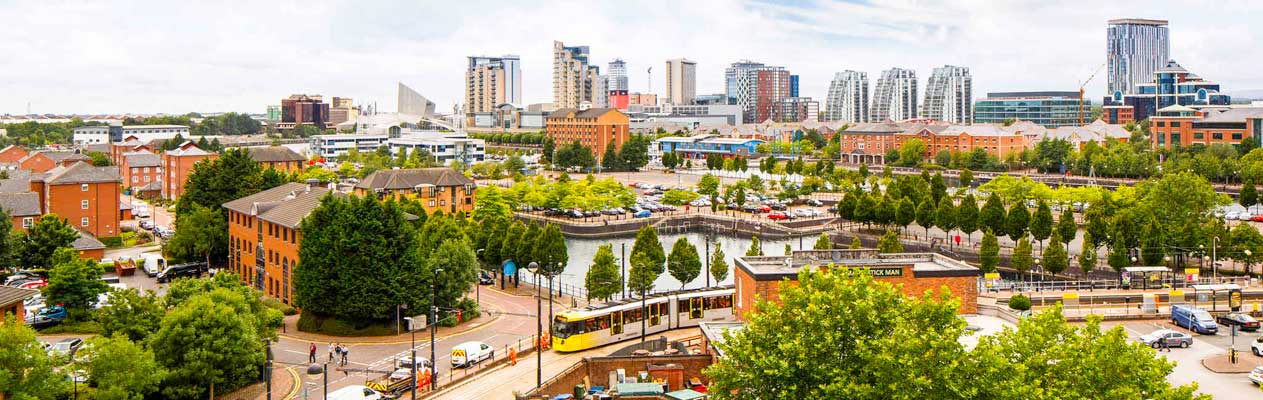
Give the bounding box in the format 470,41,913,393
1139,329,1192,349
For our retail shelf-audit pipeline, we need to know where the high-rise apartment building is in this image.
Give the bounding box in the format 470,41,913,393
553,41,600,109
725,60,764,116
664,58,697,105
1107,18,1169,97
465,55,522,120
725,61,791,123
593,74,609,108
871,68,918,122
923,65,972,124
608,59,629,91
790,75,800,98
777,97,820,123
824,71,869,123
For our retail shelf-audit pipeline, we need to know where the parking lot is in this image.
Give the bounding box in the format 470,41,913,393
1106,320,1263,399
525,178,834,225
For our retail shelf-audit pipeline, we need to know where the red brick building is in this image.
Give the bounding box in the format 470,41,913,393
18,151,92,173
734,249,980,317
120,151,162,192
247,146,306,173
0,286,39,322
224,182,333,304
0,192,41,230
1149,105,1263,149
30,162,122,238
0,145,29,163
161,142,218,200
353,168,476,215
546,108,630,161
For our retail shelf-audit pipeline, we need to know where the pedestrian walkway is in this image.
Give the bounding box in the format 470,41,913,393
275,306,503,345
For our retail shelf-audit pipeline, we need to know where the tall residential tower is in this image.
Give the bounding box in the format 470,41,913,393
553,41,600,109
465,55,522,118
871,68,917,122
823,71,869,123
664,58,697,105
1107,18,1169,96
922,65,972,124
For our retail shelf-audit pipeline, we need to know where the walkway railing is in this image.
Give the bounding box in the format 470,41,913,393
984,276,1253,293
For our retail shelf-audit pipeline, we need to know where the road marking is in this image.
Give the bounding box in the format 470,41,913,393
281,366,301,400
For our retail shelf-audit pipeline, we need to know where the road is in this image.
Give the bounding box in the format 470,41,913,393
1107,320,1262,399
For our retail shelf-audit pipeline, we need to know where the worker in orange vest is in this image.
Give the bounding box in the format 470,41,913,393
509,347,517,366
418,368,432,390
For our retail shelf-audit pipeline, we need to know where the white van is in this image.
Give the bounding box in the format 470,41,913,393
325,385,381,400
140,254,166,277
450,341,494,368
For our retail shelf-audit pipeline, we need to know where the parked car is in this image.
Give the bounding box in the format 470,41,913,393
1250,366,1263,386
47,338,84,359
805,199,824,207
769,203,788,211
767,211,789,220
741,205,760,213
5,270,43,285
633,210,652,218
1252,214,1263,222
138,220,154,230
478,271,494,285
1241,213,1255,221
325,385,384,400
1252,334,1263,356
450,341,494,368
757,205,772,213
156,263,205,283
1171,304,1218,335
140,253,166,277
25,305,66,330
1139,329,1192,348
1218,312,1261,332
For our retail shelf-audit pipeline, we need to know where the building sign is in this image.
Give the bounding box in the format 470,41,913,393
864,267,904,277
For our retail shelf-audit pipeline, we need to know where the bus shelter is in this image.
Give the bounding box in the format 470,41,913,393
1191,284,1243,312
1123,266,1172,290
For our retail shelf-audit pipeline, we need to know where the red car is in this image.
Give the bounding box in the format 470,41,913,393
758,205,772,213
1253,215,1263,222
767,211,788,220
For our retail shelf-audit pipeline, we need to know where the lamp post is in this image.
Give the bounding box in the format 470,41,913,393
1034,258,1041,289
430,268,443,391
528,261,542,388
1213,236,1220,281
404,310,417,400
476,249,484,305
305,363,327,400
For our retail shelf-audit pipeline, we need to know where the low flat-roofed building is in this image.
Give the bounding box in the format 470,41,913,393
734,249,980,317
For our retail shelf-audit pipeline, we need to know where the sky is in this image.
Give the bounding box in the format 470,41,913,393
2,0,1262,115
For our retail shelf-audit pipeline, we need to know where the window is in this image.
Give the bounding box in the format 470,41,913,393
144,176,150,182
80,184,89,191
1170,121,1181,128
132,176,139,183
22,217,33,228
1213,132,1224,140
1156,121,1166,127
80,217,89,227
428,200,435,207
1194,132,1204,139
1234,132,1243,140
81,200,89,209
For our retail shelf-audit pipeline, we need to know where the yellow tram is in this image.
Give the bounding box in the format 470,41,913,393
551,287,735,352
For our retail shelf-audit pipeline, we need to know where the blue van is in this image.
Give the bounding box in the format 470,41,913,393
1171,304,1218,335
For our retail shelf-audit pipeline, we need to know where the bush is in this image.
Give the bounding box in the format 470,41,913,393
99,262,115,275
296,313,396,336
1008,294,1031,311
41,320,102,334
99,236,124,248
262,297,298,316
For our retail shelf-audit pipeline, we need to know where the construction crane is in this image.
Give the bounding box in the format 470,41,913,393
1079,63,1106,126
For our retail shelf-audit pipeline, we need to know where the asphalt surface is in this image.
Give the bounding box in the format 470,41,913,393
1107,320,1263,399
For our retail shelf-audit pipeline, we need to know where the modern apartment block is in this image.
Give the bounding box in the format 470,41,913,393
922,65,973,124
593,74,609,108
871,68,918,122
607,59,629,91
353,168,477,215
665,58,697,105
553,41,600,109
279,94,330,130
1102,60,1231,123
161,142,217,200
824,71,869,123
545,108,630,159
724,60,765,123
73,124,190,145
777,97,820,123
974,91,1086,128
466,55,523,121
225,182,332,302
398,82,437,117
1107,18,1169,96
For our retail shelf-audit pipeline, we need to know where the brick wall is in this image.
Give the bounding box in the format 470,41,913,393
735,264,978,317
530,355,714,398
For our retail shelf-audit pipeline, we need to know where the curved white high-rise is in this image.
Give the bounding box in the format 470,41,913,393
923,65,972,124
823,70,868,123
871,68,917,122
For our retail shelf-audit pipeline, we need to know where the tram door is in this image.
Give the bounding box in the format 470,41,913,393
611,312,623,335
690,297,704,319
649,303,662,327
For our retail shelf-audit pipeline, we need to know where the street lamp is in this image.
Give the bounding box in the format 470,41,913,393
528,261,542,389
403,308,418,400
430,268,443,391
305,363,327,400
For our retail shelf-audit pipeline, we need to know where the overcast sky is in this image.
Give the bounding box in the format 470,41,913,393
3,0,1261,115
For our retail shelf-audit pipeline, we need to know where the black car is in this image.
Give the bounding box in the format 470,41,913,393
26,314,62,330
478,271,494,285
156,262,206,283
1217,312,1261,331
769,203,788,211
805,199,824,207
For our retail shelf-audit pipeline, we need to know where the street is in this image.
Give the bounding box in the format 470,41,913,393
1107,320,1263,399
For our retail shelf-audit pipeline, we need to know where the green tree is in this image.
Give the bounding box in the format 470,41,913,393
84,334,166,400
96,288,165,342
930,172,947,204
584,244,622,301
980,230,1000,273
877,230,903,253
149,288,266,399
0,209,12,269
746,235,763,256
535,223,569,278
630,226,665,272
898,138,927,166
626,251,659,295
541,136,555,163
1056,207,1078,243
1140,221,1167,266
1243,180,1260,208
1108,237,1131,275
895,197,916,232
1079,232,1098,277
259,167,288,190
18,214,77,269
709,244,729,284
294,195,428,323
956,194,979,242
1043,231,1069,276
619,134,650,170
936,197,957,242
850,236,863,249
959,168,973,188
814,233,832,250
980,193,1007,237
697,173,720,197
1006,203,1030,242
176,148,264,264
667,237,702,288
1012,237,1034,277
0,314,68,399
1030,200,1054,248
43,248,107,321
499,221,525,269
164,204,224,264
1085,205,1110,249
915,197,936,238
704,267,965,399
601,139,622,171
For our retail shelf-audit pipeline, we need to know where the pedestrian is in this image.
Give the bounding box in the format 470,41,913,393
342,345,350,366
328,342,334,362
1159,338,1169,352
308,342,316,363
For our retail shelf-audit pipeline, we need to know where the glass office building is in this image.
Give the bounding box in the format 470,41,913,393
974,91,1085,128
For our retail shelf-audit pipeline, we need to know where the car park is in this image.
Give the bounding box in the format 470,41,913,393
450,341,494,368
1218,312,1260,331
1138,329,1192,348
156,262,205,283
1171,304,1218,334
47,338,84,359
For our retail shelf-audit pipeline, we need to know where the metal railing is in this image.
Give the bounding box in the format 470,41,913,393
984,276,1253,293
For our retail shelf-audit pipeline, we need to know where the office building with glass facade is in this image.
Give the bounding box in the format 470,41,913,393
974,91,1086,128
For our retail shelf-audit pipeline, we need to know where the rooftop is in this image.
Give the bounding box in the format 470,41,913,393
223,182,336,229
547,108,624,119
246,146,305,163
354,168,475,191
122,151,161,167
0,192,41,216
38,162,121,185
21,150,91,164
698,322,746,359
735,249,979,279
0,285,38,309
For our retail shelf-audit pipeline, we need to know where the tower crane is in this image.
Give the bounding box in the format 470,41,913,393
1079,63,1106,126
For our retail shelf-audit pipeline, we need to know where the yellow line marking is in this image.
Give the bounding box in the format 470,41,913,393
277,302,510,346
281,366,301,400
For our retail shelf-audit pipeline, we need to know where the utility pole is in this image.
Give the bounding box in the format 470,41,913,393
621,244,626,298
430,268,442,391
530,262,542,388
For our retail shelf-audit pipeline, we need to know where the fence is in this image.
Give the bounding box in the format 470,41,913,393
984,276,1253,294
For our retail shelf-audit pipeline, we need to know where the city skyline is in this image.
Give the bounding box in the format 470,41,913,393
3,1,1261,115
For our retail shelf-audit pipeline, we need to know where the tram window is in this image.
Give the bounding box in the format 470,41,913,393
553,318,583,338
623,308,643,323
584,315,611,332
705,295,733,310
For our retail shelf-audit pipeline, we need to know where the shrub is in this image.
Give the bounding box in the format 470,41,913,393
262,297,297,316
296,313,395,336
99,262,115,275
1008,294,1031,311
41,320,102,335
99,236,124,248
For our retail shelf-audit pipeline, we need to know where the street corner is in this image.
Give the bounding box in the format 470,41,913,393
1202,352,1263,373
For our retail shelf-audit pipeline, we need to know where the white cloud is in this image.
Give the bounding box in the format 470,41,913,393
0,0,1259,115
